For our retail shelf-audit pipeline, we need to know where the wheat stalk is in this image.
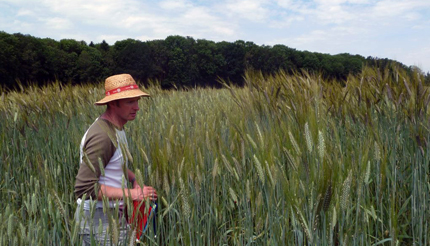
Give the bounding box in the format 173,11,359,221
341,170,352,211
374,141,381,161
206,131,212,150
140,148,150,164
98,157,105,177
71,221,79,244
135,169,144,188
323,181,332,212
221,154,234,178
288,131,301,155
253,155,265,185
98,218,103,239
7,214,13,238
247,134,258,149
265,161,275,187
364,160,371,184
112,219,118,245
229,187,238,204
179,177,191,219
318,130,325,161
246,179,251,200
82,151,96,174
31,193,37,215
129,229,136,246
212,158,219,179
296,206,313,244
232,157,242,177
305,122,313,153
283,147,297,171
163,173,170,195
255,121,264,147
19,223,26,244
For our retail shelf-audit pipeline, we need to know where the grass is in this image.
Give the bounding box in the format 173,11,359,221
1,66,430,245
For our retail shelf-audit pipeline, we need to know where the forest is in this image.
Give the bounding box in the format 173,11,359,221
0,31,429,89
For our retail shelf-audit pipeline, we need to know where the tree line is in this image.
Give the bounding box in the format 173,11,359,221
0,31,428,90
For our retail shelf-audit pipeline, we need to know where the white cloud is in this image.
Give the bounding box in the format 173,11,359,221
11,19,34,30
43,17,73,30
268,15,304,28
159,0,191,10
183,6,216,23
0,0,35,3
347,0,370,3
223,0,270,21
372,0,430,18
38,0,147,26
272,29,329,49
275,0,313,13
314,0,346,5
120,15,153,29
315,4,354,24
276,0,293,8
16,9,35,17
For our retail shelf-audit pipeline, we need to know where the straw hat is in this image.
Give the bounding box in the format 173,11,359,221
95,74,150,105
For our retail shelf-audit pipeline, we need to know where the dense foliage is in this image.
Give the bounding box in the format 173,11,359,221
2,31,428,89
1,66,430,245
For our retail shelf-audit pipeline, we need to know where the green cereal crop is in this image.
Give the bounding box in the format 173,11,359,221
1,66,430,245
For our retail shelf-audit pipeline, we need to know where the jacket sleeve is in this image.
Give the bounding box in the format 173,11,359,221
74,120,116,199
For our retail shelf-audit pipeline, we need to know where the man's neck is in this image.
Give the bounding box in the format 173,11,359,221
101,110,125,129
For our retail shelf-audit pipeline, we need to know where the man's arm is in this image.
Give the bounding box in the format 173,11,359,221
97,183,158,201
127,169,137,188
97,168,158,201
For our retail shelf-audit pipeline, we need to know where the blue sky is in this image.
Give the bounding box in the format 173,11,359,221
1,0,429,73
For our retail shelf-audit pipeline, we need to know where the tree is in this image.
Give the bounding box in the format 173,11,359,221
217,40,247,86
99,40,109,52
59,39,85,55
163,36,199,87
194,39,225,86
0,32,19,88
76,47,104,83
302,51,320,72
112,39,152,84
0,31,418,89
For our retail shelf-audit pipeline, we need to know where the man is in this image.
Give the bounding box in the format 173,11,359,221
74,74,157,245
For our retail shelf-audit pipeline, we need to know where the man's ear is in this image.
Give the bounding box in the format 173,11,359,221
107,100,121,109
107,101,116,109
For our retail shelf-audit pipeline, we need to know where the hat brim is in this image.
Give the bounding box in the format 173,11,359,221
94,89,150,105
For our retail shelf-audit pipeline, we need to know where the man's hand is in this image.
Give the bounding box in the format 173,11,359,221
131,186,158,201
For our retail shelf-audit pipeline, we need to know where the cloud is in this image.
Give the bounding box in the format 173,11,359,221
16,9,35,17
315,4,354,24
371,0,430,18
43,17,73,30
119,15,155,30
223,0,270,22
268,14,304,28
275,0,313,12
182,7,235,35
159,0,191,10
42,0,122,16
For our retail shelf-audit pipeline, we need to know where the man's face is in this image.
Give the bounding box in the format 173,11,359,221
113,97,140,123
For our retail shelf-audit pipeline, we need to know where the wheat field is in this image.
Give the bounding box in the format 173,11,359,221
1,67,429,245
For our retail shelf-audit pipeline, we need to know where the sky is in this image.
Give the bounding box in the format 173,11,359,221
1,0,430,73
